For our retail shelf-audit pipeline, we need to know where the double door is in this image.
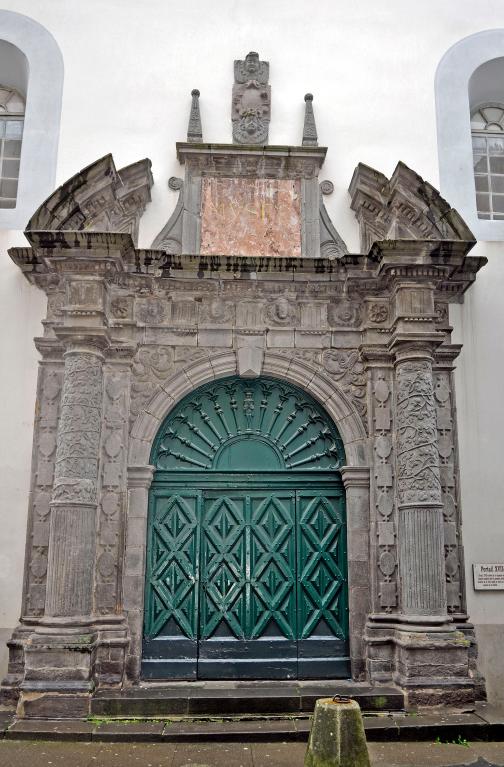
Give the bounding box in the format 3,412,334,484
142,482,349,679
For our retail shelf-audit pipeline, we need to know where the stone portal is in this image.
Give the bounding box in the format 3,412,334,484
1,52,487,715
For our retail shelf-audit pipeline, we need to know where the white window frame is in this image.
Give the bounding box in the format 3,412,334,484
436,29,504,241
0,10,63,230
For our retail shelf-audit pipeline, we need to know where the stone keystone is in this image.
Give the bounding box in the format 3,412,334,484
304,697,371,767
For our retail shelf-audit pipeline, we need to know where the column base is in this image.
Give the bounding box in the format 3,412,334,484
365,617,480,707
1,615,129,718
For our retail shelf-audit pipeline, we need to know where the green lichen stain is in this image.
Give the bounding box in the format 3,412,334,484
370,695,387,710
304,698,371,767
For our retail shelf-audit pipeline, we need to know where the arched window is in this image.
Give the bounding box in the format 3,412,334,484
471,104,504,220
0,11,63,229
436,30,504,241
0,85,24,208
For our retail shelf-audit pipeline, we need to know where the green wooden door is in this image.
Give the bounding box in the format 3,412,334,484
198,490,297,678
142,376,349,680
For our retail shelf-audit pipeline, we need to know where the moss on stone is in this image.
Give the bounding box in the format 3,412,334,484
304,698,370,767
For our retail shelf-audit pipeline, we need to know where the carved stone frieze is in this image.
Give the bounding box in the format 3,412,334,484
321,349,367,422
264,296,298,326
130,346,175,425
135,298,167,325
327,300,361,328
199,298,235,325
110,297,132,320
368,302,389,324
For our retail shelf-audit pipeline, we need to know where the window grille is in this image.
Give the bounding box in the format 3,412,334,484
471,104,504,220
0,85,24,208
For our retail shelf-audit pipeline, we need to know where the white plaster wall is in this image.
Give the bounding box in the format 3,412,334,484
0,0,504,690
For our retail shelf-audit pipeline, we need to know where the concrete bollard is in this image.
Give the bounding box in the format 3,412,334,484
304,696,371,767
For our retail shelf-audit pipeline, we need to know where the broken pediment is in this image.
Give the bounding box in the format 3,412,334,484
348,161,475,253
26,154,153,245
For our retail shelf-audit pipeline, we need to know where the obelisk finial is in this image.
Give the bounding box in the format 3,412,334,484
302,93,318,147
187,88,203,143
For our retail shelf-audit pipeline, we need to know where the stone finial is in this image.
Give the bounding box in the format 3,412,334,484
187,88,203,143
302,93,318,147
232,51,271,145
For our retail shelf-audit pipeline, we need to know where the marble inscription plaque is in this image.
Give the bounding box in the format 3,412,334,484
200,177,302,258
473,563,504,590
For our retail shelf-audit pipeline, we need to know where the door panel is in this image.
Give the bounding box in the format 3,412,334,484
142,490,201,679
297,489,350,677
198,490,298,679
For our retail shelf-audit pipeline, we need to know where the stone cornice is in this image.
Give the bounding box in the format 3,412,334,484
176,142,327,179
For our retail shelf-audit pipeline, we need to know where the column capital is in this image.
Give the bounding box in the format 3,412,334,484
340,466,370,489
127,465,155,489
388,333,443,364
54,326,111,359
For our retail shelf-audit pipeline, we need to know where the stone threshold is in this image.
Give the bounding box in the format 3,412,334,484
1,705,504,743
90,681,404,717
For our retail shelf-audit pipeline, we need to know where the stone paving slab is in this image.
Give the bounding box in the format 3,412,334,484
0,739,503,767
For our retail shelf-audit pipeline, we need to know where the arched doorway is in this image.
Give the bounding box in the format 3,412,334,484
142,376,349,680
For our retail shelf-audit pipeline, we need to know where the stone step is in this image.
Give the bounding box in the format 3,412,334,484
4,707,504,743
90,683,404,717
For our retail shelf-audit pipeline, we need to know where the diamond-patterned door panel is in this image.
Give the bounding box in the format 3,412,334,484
198,490,298,679
142,490,201,679
296,489,349,678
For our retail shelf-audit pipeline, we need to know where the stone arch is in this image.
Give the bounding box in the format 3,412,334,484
125,349,371,682
128,350,369,468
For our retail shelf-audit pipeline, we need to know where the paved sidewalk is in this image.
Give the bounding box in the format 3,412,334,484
0,738,504,766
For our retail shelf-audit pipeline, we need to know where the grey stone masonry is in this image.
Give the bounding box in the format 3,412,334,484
0,73,487,715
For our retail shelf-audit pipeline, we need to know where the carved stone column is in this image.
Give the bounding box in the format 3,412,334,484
19,335,108,718
393,342,447,623
44,340,105,617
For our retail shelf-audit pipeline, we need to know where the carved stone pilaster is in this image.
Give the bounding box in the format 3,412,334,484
393,346,447,622
371,369,398,614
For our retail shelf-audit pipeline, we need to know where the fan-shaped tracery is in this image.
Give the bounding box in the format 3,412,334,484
152,377,345,472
